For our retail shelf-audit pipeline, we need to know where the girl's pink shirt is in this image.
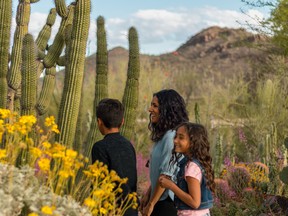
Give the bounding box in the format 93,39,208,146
177,161,210,216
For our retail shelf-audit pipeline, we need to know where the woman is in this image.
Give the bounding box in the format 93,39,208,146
140,89,189,216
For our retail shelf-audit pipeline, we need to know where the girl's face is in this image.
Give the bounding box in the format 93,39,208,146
174,126,190,154
148,96,160,123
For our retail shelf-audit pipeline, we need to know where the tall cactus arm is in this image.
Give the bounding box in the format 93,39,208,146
0,0,12,108
43,4,74,68
56,23,72,67
21,34,37,116
36,67,56,115
54,0,68,18
84,16,108,158
36,8,57,51
56,0,91,147
14,88,21,114
120,27,140,140
8,0,31,91
73,82,85,152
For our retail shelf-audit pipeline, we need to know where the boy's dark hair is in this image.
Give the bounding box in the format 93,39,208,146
96,98,124,128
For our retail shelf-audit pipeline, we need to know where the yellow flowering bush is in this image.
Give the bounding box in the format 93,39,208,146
83,161,138,215
0,109,138,216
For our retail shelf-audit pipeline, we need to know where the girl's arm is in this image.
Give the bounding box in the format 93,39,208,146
159,175,201,209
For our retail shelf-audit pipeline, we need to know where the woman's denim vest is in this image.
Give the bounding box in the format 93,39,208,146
174,157,213,210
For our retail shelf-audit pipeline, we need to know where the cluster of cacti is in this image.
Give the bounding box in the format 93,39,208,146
227,166,251,195
83,18,140,158
0,1,140,153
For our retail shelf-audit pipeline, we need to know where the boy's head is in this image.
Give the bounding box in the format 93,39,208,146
96,98,124,130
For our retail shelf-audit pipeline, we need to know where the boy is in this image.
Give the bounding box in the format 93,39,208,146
91,98,138,216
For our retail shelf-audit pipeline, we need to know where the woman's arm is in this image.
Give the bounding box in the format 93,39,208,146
159,175,201,209
139,185,151,213
142,182,165,216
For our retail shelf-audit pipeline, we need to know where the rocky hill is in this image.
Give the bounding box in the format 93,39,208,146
51,26,268,114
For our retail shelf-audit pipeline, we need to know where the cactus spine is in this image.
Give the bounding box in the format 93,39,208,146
0,0,12,108
56,0,91,147
21,34,37,116
120,27,140,140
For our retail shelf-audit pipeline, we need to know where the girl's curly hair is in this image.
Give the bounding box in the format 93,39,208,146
148,89,189,142
172,122,215,193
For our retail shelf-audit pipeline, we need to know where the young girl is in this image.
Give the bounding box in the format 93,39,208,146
159,122,215,216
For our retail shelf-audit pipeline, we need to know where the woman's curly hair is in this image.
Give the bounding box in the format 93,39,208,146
172,122,215,193
148,89,189,142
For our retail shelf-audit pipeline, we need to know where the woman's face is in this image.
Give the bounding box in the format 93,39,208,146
149,96,160,124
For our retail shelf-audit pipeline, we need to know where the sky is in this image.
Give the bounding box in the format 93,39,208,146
12,0,271,55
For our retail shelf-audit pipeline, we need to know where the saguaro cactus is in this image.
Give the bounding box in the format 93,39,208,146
21,34,37,116
84,16,108,156
120,27,140,140
1,0,141,152
7,0,31,110
0,0,12,109
56,0,91,147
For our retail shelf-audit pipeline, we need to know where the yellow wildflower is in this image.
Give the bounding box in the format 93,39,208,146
41,206,55,215
19,115,37,125
100,207,107,214
59,170,70,179
51,124,60,134
93,189,105,197
28,213,38,216
45,116,56,127
42,141,51,149
5,124,15,133
38,158,50,172
52,151,65,158
30,147,42,158
84,198,96,207
66,149,78,158
0,109,11,119
0,149,7,159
